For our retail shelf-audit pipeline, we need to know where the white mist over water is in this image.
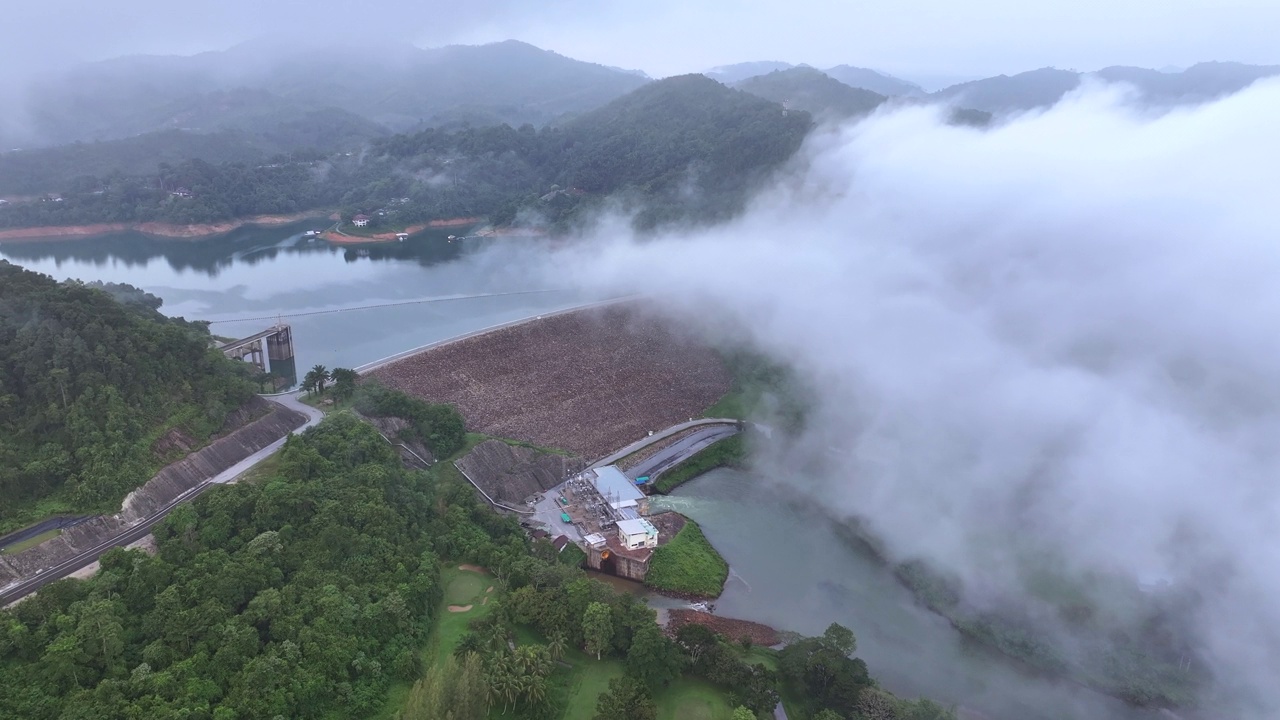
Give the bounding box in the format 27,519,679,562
546,79,1280,716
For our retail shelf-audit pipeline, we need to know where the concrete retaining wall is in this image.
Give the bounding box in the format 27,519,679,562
0,399,306,585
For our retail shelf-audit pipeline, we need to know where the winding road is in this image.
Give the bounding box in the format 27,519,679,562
0,393,324,606
2,300,631,606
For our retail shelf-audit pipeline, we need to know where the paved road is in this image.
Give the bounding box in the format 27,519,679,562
0,394,323,606
0,515,93,552
210,392,325,485
624,425,740,482
590,417,742,469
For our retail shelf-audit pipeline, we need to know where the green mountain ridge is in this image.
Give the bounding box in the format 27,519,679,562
734,67,888,120
12,39,650,149
0,75,812,232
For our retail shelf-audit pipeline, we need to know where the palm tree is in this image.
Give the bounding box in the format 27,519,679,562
547,633,567,663
305,364,329,394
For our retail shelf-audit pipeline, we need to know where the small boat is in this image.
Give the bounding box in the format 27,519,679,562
303,230,320,238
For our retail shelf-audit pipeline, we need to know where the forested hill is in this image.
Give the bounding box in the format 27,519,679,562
736,67,888,121
0,261,255,531
0,75,812,232
556,73,812,224
9,39,650,150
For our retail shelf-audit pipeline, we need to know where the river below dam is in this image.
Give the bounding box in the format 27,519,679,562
654,469,1168,720
2,224,1171,720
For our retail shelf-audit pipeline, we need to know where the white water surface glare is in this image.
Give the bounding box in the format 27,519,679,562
0,222,596,372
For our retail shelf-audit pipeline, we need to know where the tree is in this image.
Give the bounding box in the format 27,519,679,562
594,676,656,720
853,688,900,720
582,602,613,661
626,624,684,688
822,623,856,656
303,365,330,395
586,599,614,655
733,707,758,720
547,632,568,662
675,623,718,664
329,367,359,400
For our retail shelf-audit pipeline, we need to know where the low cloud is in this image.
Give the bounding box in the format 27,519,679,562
548,80,1280,716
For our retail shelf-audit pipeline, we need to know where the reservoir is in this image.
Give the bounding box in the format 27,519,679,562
1,224,1165,720
0,221,594,376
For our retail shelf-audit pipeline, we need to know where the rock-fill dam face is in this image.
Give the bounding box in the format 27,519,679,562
0,397,306,587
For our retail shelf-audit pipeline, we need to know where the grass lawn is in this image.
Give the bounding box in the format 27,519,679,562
655,677,735,720
740,645,779,671
561,654,626,720
645,520,729,597
233,452,281,485
703,388,755,420
0,528,61,555
299,393,355,414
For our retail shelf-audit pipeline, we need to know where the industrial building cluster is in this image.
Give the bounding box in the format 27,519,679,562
532,464,662,581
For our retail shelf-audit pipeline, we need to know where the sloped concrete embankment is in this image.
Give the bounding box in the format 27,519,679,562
0,399,306,586
456,440,580,506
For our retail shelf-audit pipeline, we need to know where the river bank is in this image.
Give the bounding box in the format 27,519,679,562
323,217,486,244
659,469,1174,720
0,211,337,242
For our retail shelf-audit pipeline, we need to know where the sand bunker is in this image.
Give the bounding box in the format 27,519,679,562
486,586,494,593
458,564,487,573
447,604,473,613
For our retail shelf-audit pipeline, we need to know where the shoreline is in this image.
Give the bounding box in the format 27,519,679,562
0,214,488,244
0,212,336,243
324,217,487,245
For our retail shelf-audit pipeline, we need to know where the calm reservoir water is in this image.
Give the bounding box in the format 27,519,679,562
0,221,595,376
1,224,1169,720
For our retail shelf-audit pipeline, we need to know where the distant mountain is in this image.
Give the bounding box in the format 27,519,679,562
14,39,650,148
823,65,924,97
704,61,795,84
1094,61,1280,104
931,62,1280,114
735,67,887,121
930,67,1082,114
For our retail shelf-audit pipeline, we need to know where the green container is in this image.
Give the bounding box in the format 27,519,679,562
560,512,572,523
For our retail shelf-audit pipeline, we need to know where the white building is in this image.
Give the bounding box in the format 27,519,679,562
616,518,659,550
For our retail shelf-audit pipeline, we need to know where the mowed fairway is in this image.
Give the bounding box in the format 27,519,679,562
560,655,733,720
561,655,625,720
656,678,735,720
433,565,492,666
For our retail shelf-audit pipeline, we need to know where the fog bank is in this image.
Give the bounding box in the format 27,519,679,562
550,80,1280,715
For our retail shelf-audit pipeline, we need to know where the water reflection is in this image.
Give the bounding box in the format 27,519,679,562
0,220,465,277
0,223,594,373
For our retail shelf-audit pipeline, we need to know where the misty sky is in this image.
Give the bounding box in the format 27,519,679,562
5,0,1278,86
